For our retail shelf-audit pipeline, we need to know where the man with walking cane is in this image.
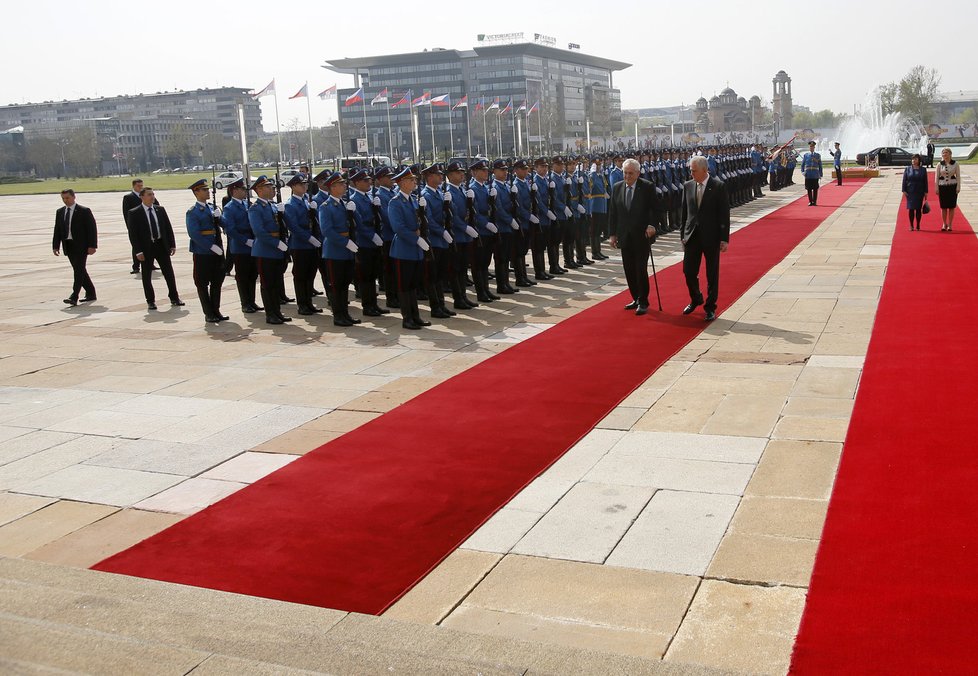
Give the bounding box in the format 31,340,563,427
608,158,661,316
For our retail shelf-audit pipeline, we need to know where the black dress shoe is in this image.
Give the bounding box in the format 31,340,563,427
402,320,422,330
683,301,702,315
344,315,361,324
206,315,222,323
298,308,318,316
311,289,324,296
444,307,457,316
578,258,594,266
416,318,432,327
374,305,390,314
333,317,353,327
241,305,259,313
454,301,472,310
170,298,186,306
151,266,160,271
487,291,500,301
565,260,580,269
266,316,285,325
496,287,516,295
636,305,648,316
362,307,384,317
280,296,294,303
80,296,96,302
705,311,716,321
535,273,553,281
548,267,565,275
218,315,229,321
515,279,533,287
278,315,293,322
147,302,157,310
624,300,639,311
130,269,139,275
431,307,453,319
63,297,78,306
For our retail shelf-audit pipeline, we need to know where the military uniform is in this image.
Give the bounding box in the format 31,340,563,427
388,168,431,330
801,144,823,205
511,159,536,286
532,159,556,279
445,162,480,309
283,173,323,315
248,176,290,324
587,159,610,260
318,172,361,327
467,160,498,302
185,179,227,323
419,165,456,319
490,159,519,293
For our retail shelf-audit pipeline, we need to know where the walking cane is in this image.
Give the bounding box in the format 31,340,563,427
648,235,662,311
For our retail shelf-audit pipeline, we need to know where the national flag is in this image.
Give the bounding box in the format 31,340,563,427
412,91,431,106
430,94,450,107
391,90,412,108
251,79,275,99
501,99,513,114
289,83,308,100
485,97,500,112
527,101,540,114
453,95,468,110
475,97,485,111
317,85,337,100
371,88,388,105
344,87,364,106
516,100,527,113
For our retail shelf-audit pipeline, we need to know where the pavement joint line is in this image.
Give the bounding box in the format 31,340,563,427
661,575,703,660
599,488,659,566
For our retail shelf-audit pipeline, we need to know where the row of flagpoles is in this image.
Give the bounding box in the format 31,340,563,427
252,78,543,165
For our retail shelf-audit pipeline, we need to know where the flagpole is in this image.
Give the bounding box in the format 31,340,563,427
385,94,394,162
537,106,542,156
410,97,419,164
335,94,343,169
304,84,315,169
273,80,283,166
516,116,522,156
428,97,435,162
511,107,517,156
496,112,502,157
482,107,488,157
361,96,370,164
465,102,472,159
448,101,455,159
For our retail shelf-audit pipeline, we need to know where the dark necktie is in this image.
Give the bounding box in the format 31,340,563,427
64,208,72,238
625,185,633,210
148,207,160,241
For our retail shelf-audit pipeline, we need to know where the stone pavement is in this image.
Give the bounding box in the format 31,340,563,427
2,169,973,674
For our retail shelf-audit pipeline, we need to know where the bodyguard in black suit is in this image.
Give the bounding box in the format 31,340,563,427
127,187,184,310
52,189,97,305
681,155,730,322
122,179,145,274
608,158,660,315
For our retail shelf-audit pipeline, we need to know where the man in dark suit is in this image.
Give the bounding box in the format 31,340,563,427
681,155,730,322
52,189,97,306
122,179,144,274
608,158,660,315
127,186,184,311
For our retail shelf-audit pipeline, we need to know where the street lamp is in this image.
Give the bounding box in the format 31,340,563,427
57,138,70,178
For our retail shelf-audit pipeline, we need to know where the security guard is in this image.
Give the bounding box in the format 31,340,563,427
801,141,823,206
388,167,431,330
317,172,361,327
248,175,290,324
283,173,322,315
490,158,519,294
186,179,227,323
419,164,455,318
445,161,480,309
221,178,261,313
467,159,497,303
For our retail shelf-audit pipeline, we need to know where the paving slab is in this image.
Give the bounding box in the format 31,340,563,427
133,477,247,514
0,500,118,557
461,508,544,554
198,451,299,483
13,463,183,507
745,440,843,499
0,491,57,527
83,438,244,476
585,452,756,496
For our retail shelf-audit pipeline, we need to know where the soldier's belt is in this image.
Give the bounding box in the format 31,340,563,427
200,230,216,235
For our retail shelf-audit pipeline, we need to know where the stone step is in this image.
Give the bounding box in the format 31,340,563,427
0,557,750,675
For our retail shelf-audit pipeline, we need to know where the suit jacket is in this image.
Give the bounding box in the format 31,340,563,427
122,191,141,226
53,204,97,252
127,204,176,255
608,178,660,249
681,176,730,247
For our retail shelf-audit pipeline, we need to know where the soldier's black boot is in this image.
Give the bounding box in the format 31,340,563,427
399,290,420,329
411,291,431,327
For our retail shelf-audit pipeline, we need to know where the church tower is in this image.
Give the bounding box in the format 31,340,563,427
772,70,793,129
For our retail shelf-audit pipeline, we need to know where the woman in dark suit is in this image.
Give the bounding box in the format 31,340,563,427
901,154,928,231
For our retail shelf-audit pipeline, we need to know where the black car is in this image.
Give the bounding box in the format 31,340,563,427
855,146,916,166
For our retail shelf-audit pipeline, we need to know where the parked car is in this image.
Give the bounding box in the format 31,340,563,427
213,171,244,189
855,147,915,167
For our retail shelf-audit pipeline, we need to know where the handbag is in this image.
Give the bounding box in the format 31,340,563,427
923,201,931,215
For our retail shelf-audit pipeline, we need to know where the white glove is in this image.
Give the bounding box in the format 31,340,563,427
276,241,288,252
442,230,453,243
564,177,572,185
531,182,538,192
489,186,497,198
576,176,584,184
211,206,222,218
372,196,381,206
465,225,478,238
548,181,556,189
418,238,430,252
418,196,427,208
307,201,317,211
465,189,475,199
308,236,321,247
577,204,587,214
487,222,498,234
547,210,557,221
276,202,285,213
345,201,357,212
510,184,518,194
529,214,540,224
442,191,452,202
371,233,383,246
511,219,518,229
345,240,359,253
210,244,224,255
564,206,573,218
245,238,254,247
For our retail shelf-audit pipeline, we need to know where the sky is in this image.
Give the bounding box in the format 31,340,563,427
3,0,976,133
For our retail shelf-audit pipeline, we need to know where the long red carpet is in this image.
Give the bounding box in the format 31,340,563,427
791,176,978,673
95,181,865,614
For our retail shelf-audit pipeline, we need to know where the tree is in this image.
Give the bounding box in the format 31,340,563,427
878,83,898,116
950,107,978,126
791,110,814,129
163,123,193,167
64,127,99,177
896,66,942,123
25,136,61,177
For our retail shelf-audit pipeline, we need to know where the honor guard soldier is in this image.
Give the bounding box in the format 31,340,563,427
568,156,592,266
829,141,843,186
283,173,323,315
549,156,573,272
608,154,624,189
318,172,361,327
388,167,432,330
348,169,387,317
221,178,261,314
248,175,290,324
444,161,480,309
587,156,609,260
467,159,498,303
532,157,556,280
751,144,765,197
186,179,227,323
490,158,519,294
511,159,537,286
768,149,781,191
801,141,823,206
419,164,456,318
370,167,398,309
786,148,797,186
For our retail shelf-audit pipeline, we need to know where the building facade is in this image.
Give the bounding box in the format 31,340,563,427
324,42,629,161
0,88,262,173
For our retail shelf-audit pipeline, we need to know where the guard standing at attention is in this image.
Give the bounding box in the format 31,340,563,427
248,175,290,324
388,167,431,330
801,141,823,206
829,142,843,186
186,179,227,323
221,178,261,314
318,172,361,327
419,164,455,318
283,173,323,315
587,157,609,260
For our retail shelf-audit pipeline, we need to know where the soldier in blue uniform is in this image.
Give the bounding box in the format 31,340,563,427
567,156,592,266
369,167,398,309
829,141,843,186
317,172,361,327
751,144,765,197
511,159,536,286
221,178,261,314
388,168,431,330
444,161,480,309
347,169,387,317
786,148,797,186
185,179,227,323
419,164,455,318
532,157,556,280
467,159,498,302
490,158,519,294
248,176,290,324
283,173,323,316
801,141,823,206
608,154,624,189
587,156,610,260
548,156,574,272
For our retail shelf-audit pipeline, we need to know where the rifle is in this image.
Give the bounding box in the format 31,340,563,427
369,185,383,240
274,162,290,269
465,181,483,249
441,182,456,252
508,174,524,248
416,194,433,262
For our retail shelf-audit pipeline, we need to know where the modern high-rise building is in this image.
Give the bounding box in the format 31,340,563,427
324,38,629,161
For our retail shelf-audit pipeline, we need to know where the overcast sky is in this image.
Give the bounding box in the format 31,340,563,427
3,0,975,132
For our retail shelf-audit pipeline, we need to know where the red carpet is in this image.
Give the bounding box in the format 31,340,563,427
95,182,865,614
791,176,978,673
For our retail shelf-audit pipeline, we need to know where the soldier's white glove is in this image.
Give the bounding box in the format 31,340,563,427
277,241,288,252
576,175,584,184
307,201,317,211
442,231,453,244
418,196,427,208
345,201,357,212
510,184,518,194
371,233,383,246
487,222,498,233
489,186,497,198
548,181,556,189
246,238,254,247
563,206,573,218
345,240,359,253
275,202,285,213
465,225,478,238
546,210,557,221
308,236,322,247
211,206,222,218
442,190,452,202
418,238,430,252
372,195,381,206
210,244,224,255
465,189,475,199
529,214,540,224
564,176,572,185
531,182,538,192
577,204,587,214
511,219,518,229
